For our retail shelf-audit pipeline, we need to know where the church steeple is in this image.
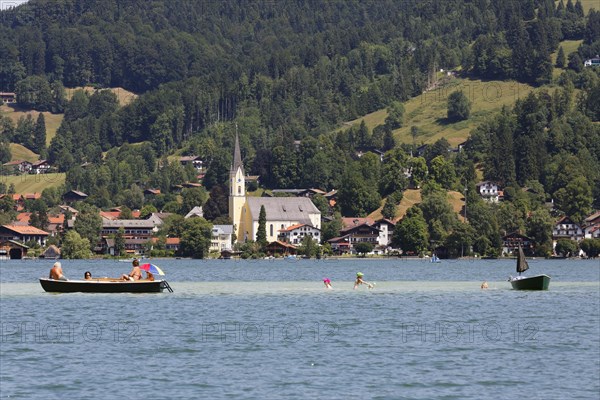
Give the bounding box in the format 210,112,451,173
231,127,244,175
229,127,246,241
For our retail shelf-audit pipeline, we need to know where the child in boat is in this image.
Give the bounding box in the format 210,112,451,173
323,278,332,289
354,272,373,289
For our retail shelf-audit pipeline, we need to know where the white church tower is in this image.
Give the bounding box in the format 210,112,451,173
229,130,246,241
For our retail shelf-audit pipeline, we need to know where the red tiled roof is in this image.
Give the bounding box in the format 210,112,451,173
16,212,31,222
48,215,65,224
100,211,120,220
22,193,41,200
267,240,297,249
279,223,307,232
151,237,180,245
584,211,600,224
3,160,27,166
165,237,180,245
1,224,49,235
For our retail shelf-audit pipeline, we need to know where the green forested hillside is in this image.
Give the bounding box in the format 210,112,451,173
1,0,599,257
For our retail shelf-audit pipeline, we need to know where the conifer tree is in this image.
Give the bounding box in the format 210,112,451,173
556,46,566,68
34,112,46,157
256,205,268,250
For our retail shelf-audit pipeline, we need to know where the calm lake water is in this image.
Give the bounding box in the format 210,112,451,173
1,258,599,399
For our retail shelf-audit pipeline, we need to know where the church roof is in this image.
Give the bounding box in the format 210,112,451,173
246,197,320,223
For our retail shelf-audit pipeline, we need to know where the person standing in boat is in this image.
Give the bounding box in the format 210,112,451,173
49,262,67,281
122,259,142,281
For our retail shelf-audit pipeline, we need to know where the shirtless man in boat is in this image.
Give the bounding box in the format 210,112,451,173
49,262,67,281
122,259,142,281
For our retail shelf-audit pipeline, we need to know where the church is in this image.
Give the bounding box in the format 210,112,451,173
229,134,321,244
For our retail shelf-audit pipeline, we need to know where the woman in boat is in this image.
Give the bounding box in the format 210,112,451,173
323,278,332,289
84,271,92,280
122,259,142,281
49,262,67,281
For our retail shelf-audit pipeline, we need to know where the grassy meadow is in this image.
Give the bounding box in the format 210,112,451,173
8,143,38,162
1,104,63,146
368,189,466,222
65,86,137,106
343,77,536,148
1,173,65,194
579,0,599,14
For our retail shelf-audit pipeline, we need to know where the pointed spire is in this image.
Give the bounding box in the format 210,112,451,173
232,124,244,173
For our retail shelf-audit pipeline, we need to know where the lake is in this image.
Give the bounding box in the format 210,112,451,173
1,258,599,399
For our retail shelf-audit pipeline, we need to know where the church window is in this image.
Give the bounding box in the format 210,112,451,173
270,224,273,236
238,186,241,194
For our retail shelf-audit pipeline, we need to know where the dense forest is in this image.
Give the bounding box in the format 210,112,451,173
1,0,599,257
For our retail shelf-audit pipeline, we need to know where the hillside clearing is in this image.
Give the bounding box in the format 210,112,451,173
580,0,599,14
342,77,536,147
368,189,465,223
552,39,584,78
8,143,38,162
65,86,137,106
1,104,64,146
1,173,65,194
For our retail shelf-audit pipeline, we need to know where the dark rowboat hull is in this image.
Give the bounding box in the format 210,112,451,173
510,274,551,291
39,278,169,293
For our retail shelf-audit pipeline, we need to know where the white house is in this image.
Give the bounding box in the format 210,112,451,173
552,216,584,245
179,156,203,172
583,211,600,239
374,218,395,247
476,181,500,203
210,225,234,251
31,160,51,174
278,223,321,245
584,56,600,67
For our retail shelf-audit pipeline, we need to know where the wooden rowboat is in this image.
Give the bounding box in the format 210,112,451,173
39,278,173,293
